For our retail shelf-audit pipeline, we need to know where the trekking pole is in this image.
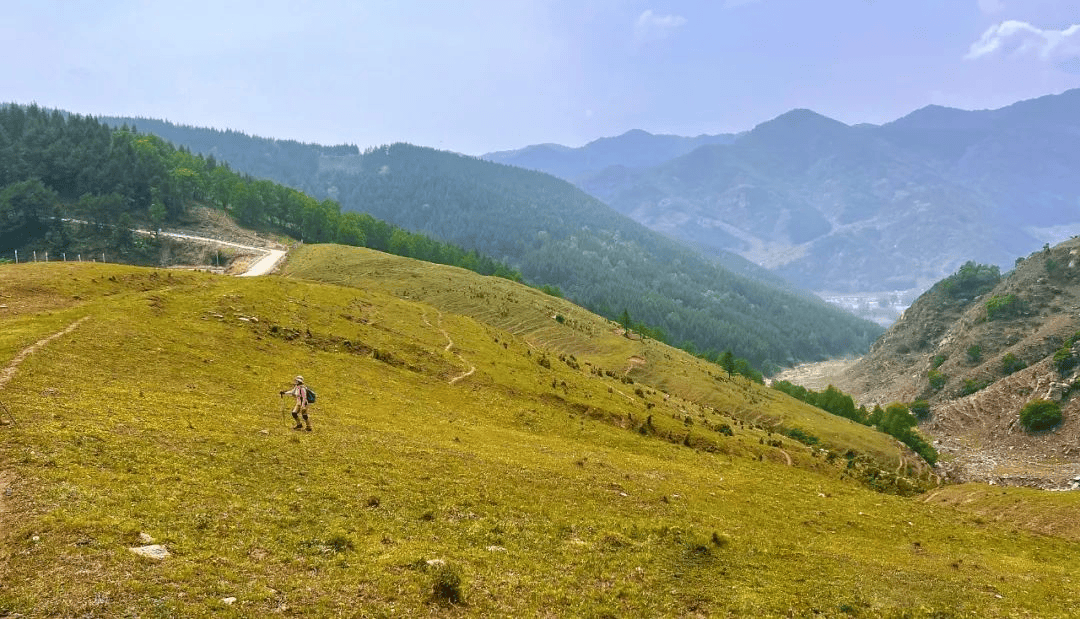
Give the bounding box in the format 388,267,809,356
279,393,287,425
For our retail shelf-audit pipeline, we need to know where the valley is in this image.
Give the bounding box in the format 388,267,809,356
3,250,1080,617
486,90,1080,323
3,89,1080,618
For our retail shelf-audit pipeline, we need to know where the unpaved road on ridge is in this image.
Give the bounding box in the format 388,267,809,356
135,229,287,276
237,249,287,276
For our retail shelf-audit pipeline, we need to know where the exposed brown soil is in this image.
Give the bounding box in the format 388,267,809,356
831,239,1080,488
771,359,856,392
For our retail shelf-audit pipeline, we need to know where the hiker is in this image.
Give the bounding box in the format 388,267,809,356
280,375,312,431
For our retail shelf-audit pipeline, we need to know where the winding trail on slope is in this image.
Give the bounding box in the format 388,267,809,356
0,316,90,392
423,310,475,384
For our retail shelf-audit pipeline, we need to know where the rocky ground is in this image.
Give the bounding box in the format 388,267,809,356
770,359,856,391
780,240,1080,489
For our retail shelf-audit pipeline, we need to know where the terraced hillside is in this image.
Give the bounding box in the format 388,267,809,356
1,254,1079,617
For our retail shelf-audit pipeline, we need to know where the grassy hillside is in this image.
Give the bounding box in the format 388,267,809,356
1,255,1079,617
282,245,906,471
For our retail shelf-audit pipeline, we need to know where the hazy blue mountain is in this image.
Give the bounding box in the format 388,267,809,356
483,129,737,181
529,89,1080,294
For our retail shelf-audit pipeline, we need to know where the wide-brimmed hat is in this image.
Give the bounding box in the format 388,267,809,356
294,376,304,384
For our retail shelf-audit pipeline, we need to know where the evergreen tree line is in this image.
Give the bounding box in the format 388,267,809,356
771,381,938,464
0,104,521,281
100,119,882,369
617,309,764,382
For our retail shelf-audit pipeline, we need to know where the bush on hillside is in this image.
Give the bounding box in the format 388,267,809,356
1019,399,1063,432
960,378,992,396
1053,332,1080,376
1001,353,1027,375
966,345,982,363
430,563,464,605
928,369,947,391
935,261,1001,299
985,294,1023,321
909,400,930,420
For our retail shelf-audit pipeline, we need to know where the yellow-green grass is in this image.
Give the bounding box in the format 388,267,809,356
283,245,911,472
0,260,1079,617
923,484,1080,542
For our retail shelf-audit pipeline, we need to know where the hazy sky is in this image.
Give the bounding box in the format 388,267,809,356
2,0,1078,155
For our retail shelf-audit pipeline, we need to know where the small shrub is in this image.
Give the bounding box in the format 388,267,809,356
928,369,947,390
325,533,354,553
931,354,947,369
431,564,464,605
986,294,1022,321
711,531,732,548
966,345,982,363
1001,353,1027,375
539,284,563,298
960,378,992,396
909,400,930,420
1019,399,1063,432
1054,347,1078,376
786,428,819,446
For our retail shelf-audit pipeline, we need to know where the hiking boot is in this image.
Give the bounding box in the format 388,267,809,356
293,424,304,430
305,427,312,432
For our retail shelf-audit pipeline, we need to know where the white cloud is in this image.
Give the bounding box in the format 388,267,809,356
634,9,687,42
966,20,1080,72
977,0,1005,14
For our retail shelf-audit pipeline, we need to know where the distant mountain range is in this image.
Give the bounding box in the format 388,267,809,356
100,117,881,368
484,89,1080,295
483,129,738,182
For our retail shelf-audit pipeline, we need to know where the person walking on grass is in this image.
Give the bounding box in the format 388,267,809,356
280,375,312,431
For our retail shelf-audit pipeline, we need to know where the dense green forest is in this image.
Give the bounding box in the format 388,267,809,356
0,104,520,280
103,118,883,369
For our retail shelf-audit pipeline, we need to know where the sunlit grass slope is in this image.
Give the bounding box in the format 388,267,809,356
283,244,909,475
0,259,1078,617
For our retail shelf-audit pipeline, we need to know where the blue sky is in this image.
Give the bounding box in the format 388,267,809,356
2,0,1077,155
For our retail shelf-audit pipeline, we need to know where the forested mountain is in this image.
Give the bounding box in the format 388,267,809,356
100,117,882,369
494,89,1080,296
482,128,737,181
0,104,521,280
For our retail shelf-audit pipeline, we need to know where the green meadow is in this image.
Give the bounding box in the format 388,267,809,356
1,248,1078,617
